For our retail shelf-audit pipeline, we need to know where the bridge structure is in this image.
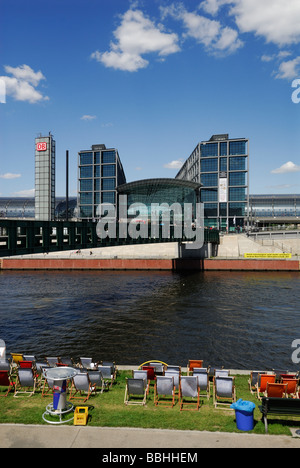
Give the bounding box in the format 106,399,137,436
0,219,219,258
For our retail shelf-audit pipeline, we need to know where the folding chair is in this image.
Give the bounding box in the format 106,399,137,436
213,376,236,409
79,357,98,369
215,369,230,378
248,371,266,394
194,368,210,400
45,357,61,367
69,372,96,403
97,365,115,387
133,370,150,394
14,368,37,397
124,378,147,406
187,360,203,375
87,370,107,393
0,340,6,362
165,369,180,393
0,370,15,397
154,376,176,407
179,376,200,411
266,382,288,398
256,373,276,400
281,378,299,398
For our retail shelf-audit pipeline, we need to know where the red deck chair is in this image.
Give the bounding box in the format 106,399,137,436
281,378,299,398
187,360,203,375
0,370,15,397
19,360,33,369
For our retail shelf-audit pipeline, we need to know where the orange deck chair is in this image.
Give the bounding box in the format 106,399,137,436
187,360,203,376
256,373,276,400
266,382,288,398
281,378,299,398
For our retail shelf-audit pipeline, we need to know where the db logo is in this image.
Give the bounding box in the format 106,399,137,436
36,142,47,151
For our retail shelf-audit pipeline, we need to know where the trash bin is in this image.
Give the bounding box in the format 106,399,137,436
230,399,255,431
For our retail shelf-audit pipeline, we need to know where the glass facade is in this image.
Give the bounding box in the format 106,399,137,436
35,134,56,221
78,144,126,220
117,179,201,225
0,197,77,219
176,134,249,230
248,195,300,223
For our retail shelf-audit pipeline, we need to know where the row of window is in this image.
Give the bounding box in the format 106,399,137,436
79,151,116,165
79,178,116,192
201,172,247,187
201,187,246,202
200,141,247,157
200,156,247,172
79,191,116,205
204,203,246,217
79,165,116,178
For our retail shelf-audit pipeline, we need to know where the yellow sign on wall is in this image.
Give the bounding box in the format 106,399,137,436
244,253,292,259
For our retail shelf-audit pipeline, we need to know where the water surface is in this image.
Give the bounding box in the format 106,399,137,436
0,270,299,370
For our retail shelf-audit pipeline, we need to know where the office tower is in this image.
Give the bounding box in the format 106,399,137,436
176,134,249,231
77,144,126,220
35,132,56,221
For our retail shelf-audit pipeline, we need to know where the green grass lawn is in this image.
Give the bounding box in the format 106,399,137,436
0,371,298,436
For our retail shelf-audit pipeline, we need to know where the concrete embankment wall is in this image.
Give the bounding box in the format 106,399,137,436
0,257,299,271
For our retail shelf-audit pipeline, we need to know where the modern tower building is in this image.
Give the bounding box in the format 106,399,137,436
77,144,126,220
35,132,56,221
176,134,249,231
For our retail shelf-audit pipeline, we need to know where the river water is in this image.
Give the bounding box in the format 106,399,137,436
0,270,299,371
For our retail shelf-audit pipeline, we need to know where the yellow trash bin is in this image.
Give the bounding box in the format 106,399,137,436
74,406,89,426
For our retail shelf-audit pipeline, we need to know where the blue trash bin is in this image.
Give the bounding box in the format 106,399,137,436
231,399,255,431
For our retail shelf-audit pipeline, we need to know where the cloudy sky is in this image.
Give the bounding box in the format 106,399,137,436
1,0,300,196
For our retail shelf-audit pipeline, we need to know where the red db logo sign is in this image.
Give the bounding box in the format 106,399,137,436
36,142,47,151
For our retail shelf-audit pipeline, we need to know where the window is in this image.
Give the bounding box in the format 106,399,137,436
201,173,218,187
102,178,116,190
80,152,93,165
80,193,93,204
229,157,246,171
201,189,218,202
102,165,116,177
80,179,93,191
229,141,247,155
102,151,116,164
201,143,218,157
204,203,218,216
229,172,246,186
80,166,93,178
220,142,227,156
102,191,115,204
229,187,246,201
201,159,218,172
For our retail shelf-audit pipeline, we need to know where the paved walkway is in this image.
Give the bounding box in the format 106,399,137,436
1,424,300,448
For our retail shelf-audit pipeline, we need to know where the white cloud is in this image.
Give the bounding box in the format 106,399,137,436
0,173,21,179
80,114,97,120
271,161,300,174
164,159,184,170
162,4,243,55
0,64,49,103
230,0,300,47
275,57,300,80
12,188,35,197
91,9,180,72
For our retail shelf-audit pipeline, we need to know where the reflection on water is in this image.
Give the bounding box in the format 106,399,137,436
0,270,299,370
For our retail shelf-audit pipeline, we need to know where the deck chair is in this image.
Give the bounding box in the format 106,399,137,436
45,357,61,367
248,371,266,394
179,376,200,411
0,359,11,372
154,376,176,407
266,382,288,398
41,368,55,397
19,360,34,369
87,370,107,393
149,362,165,376
194,368,210,400
97,365,115,387
133,370,149,394
281,378,299,398
272,369,289,382
79,357,97,369
124,378,147,406
256,373,276,400
215,369,230,378
165,369,180,393
102,361,117,378
23,354,37,363
0,370,15,397
59,357,76,367
166,365,181,373
213,376,236,409
69,372,96,403
14,368,37,397
10,353,24,371
0,339,6,362
187,360,203,375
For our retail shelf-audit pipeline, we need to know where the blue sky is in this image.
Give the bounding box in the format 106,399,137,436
1,0,300,197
